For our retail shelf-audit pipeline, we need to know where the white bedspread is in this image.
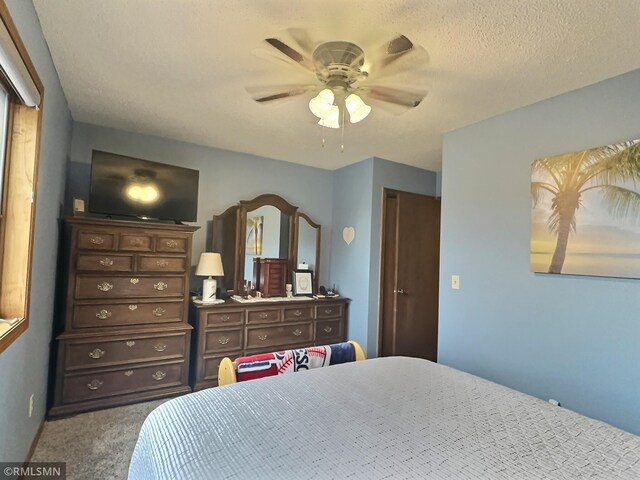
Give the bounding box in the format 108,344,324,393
129,357,640,479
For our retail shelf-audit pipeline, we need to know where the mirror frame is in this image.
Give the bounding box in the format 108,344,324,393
293,211,321,294
214,194,321,294
211,204,241,292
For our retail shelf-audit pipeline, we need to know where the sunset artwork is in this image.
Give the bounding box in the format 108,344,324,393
530,139,640,279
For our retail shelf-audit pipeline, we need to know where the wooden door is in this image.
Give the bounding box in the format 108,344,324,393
379,189,440,361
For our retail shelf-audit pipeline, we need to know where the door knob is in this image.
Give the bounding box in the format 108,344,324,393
394,288,406,295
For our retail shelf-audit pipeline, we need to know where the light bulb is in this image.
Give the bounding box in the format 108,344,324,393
345,93,371,123
309,88,334,118
318,105,340,129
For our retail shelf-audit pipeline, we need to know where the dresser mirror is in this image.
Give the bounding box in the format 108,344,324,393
212,194,320,295
294,212,320,292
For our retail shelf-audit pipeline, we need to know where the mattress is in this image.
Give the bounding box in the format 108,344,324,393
128,357,640,479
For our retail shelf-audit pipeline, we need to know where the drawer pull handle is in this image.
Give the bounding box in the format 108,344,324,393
99,257,114,266
97,282,113,292
221,314,230,322
126,341,136,347
152,371,167,381
153,342,167,352
166,240,178,248
124,370,134,377
292,329,302,337
130,278,140,284
128,304,138,311
259,312,269,319
324,308,333,314
218,336,230,345
257,334,268,341
293,310,302,316
154,282,168,291
157,259,169,267
323,326,333,333
95,309,112,320
153,307,166,317
89,348,105,359
90,236,104,245
87,379,103,390
129,238,145,246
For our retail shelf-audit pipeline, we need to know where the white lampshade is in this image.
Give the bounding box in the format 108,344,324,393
197,253,223,302
345,94,371,123
318,105,340,129
309,88,334,118
195,252,224,277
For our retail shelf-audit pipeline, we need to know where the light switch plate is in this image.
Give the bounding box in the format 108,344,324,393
451,275,460,290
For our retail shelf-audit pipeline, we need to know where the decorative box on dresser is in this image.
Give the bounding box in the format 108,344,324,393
49,217,199,418
189,297,349,390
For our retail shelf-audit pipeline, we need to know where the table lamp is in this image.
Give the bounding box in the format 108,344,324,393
196,252,224,302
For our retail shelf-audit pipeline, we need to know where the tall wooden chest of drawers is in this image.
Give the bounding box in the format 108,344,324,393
189,297,349,390
49,217,199,417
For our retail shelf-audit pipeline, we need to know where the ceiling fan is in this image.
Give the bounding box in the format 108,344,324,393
246,29,429,129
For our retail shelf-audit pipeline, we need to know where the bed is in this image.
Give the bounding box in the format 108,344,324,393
128,357,640,479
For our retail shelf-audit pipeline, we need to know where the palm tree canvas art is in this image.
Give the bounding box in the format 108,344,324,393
531,139,640,278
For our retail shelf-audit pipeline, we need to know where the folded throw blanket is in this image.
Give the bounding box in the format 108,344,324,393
235,342,355,383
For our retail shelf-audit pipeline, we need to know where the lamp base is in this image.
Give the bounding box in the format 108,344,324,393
202,277,217,303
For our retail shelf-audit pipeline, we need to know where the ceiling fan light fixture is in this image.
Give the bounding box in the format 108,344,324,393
345,93,371,123
318,105,340,128
309,88,334,118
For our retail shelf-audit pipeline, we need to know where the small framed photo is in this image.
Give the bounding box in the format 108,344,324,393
293,270,313,295
72,197,86,216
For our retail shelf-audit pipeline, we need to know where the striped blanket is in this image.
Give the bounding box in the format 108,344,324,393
235,342,355,383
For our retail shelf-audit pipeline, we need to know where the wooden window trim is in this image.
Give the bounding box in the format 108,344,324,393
0,0,44,354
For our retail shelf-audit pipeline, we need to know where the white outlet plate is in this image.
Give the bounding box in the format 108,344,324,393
29,394,34,417
451,275,460,290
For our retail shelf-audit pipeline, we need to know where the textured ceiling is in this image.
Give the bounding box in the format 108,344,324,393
33,0,640,171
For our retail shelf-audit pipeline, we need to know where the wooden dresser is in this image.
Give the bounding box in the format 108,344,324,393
49,217,199,417
189,297,349,390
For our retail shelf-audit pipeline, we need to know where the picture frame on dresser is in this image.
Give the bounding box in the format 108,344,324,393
292,270,313,296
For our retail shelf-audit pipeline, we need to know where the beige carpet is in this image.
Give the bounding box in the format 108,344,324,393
32,399,166,480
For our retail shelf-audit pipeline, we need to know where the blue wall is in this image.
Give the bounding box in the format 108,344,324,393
329,159,374,352
331,157,438,357
0,0,73,462
439,69,640,434
70,128,438,358
68,122,335,288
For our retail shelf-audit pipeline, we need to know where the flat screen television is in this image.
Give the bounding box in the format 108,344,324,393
89,150,199,222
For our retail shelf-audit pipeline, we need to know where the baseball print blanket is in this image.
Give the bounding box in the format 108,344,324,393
235,342,355,383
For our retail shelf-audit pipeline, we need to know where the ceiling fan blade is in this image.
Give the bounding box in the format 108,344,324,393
359,85,428,112
245,84,314,104
265,38,314,72
286,28,316,57
387,34,414,55
378,34,415,68
365,40,429,83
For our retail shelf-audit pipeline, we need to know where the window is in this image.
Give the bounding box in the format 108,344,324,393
0,84,9,199
0,1,44,353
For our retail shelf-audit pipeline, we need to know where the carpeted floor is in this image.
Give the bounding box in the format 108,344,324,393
31,399,166,480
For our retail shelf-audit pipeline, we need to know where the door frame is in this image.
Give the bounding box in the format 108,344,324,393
377,188,441,357
377,188,400,356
